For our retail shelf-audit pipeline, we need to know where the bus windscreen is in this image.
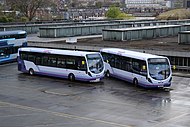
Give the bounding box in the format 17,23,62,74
148,58,170,80
86,54,104,74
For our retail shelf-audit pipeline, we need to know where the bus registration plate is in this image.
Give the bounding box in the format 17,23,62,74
91,78,100,82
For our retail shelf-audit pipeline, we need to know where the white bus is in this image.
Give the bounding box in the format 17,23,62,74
18,47,105,82
0,30,27,64
100,48,172,88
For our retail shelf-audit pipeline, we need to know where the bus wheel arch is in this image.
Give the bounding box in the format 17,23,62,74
105,70,110,77
68,73,75,81
29,68,34,75
133,78,138,86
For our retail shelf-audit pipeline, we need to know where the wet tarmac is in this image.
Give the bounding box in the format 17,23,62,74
0,63,190,127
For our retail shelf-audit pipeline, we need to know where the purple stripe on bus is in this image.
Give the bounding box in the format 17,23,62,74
19,67,103,82
110,73,171,88
35,71,103,82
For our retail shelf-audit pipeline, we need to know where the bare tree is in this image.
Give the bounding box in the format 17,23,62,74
6,0,51,21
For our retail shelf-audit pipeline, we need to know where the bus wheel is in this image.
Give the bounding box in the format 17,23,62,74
133,78,138,87
68,73,75,81
29,68,34,75
105,70,110,77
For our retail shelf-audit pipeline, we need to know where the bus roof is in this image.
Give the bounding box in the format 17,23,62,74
19,47,98,56
0,30,26,36
100,48,166,60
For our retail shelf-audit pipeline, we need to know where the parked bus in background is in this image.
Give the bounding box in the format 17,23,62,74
100,48,172,88
0,30,27,64
18,47,104,82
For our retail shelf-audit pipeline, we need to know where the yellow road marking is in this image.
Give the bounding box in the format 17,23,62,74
0,101,132,127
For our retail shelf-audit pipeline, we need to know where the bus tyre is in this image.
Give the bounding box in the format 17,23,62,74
105,71,110,77
29,68,34,75
68,73,75,81
133,78,138,87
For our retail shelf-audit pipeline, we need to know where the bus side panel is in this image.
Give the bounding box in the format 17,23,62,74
0,54,17,64
8,38,27,48
37,66,70,79
0,57,15,64
109,67,151,87
9,53,17,60
35,66,68,79
111,68,133,83
18,58,25,72
19,59,101,82
30,65,92,81
132,73,150,87
24,61,40,72
74,71,92,81
104,63,114,74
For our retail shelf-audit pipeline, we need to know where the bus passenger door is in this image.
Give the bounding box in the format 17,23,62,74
131,60,147,85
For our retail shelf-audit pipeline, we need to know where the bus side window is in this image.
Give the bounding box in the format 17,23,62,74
5,47,10,55
101,52,108,62
132,59,147,76
121,57,131,71
48,57,57,67
42,56,49,66
20,52,28,60
77,57,87,71
9,47,13,54
132,59,141,74
10,35,14,39
19,34,27,39
126,58,132,72
140,62,147,76
28,54,35,63
109,55,115,67
0,48,5,56
12,46,19,54
66,57,76,69
36,56,42,65
126,62,132,72
15,34,19,39
115,55,121,69
57,58,66,68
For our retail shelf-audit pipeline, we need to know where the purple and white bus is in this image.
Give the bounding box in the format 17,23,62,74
17,47,104,82
100,48,172,88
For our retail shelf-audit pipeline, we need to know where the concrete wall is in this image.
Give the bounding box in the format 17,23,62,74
39,23,133,38
1,19,190,35
178,31,190,44
103,25,182,41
